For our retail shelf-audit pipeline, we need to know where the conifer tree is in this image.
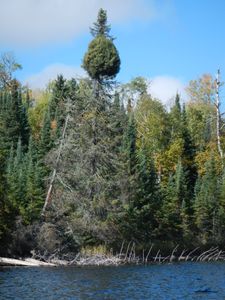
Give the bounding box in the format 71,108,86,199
194,156,220,243
167,96,196,191
7,138,26,213
90,8,111,38
170,93,182,139
217,173,225,243
20,101,30,148
110,93,128,152
49,75,69,127
46,10,122,245
160,160,189,241
39,109,52,157
24,137,45,222
181,104,197,192
124,114,137,176
0,86,21,150
0,152,14,247
0,82,30,152
131,150,160,241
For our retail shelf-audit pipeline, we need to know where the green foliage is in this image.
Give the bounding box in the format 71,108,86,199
186,74,216,150
169,93,182,139
217,173,225,243
159,160,190,240
0,81,30,153
1,16,225,256
0,151,15,247
194,156,221,244
0,52,22,89
39,109,52,157
109,93,128,154
124,114,137,175
49,75,69,126
83,10,120,81
7,138,26,213
131,152,161,241
90,8,111,38
28,90,49,139
6,137,45,224
135,95,168,156
83,35,120,81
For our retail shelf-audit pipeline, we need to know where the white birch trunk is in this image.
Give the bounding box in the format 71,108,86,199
215,69,223,165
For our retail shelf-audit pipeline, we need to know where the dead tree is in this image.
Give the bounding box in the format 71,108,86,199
41,114,69,216
215,69,224,166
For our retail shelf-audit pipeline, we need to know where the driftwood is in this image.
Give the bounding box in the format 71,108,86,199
170,245,179,262
2,243,225,267
145,245,153,263
0,257,56,267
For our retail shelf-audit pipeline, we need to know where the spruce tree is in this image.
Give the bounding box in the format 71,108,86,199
7,138,26,213
47,10,122,246
124,114,137,176
24,137,45,222
160,160,189,241
181,104,197,193
0,86,21,150
0,82,30,152
131,150,160,241
170,93,182,139
49,75,69,127
90,8,111,38
110,93,127,153
194,156,220,244
0,151,14,247
217,173,225,243
39,109,52,157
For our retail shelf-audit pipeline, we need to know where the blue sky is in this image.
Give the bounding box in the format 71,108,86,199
1,0,225,104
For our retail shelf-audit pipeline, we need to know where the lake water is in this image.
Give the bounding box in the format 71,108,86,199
1,262,225,299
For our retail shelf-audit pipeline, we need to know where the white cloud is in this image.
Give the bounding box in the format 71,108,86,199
0,0,160,46
25,66,187,104
25,64,85,89
148,76,187,106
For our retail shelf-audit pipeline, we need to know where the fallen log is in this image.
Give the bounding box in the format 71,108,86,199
0,257,56,267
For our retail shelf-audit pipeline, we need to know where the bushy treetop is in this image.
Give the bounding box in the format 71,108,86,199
83,35,120,81
83,9,120,81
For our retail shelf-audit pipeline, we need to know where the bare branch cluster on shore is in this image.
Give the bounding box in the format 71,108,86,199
1,244,225,267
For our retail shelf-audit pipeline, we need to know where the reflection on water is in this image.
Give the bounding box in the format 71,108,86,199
1,262,225,299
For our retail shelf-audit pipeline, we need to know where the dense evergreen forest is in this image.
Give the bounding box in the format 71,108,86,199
1,9,225,257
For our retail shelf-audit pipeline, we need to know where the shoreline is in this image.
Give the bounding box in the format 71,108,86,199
1,246,225,267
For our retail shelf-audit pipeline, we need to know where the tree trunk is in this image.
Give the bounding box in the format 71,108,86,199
215,69,223,166
41,113,69,216
0,257,56,266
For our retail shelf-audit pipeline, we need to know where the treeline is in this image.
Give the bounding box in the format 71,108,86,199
1,10,225,256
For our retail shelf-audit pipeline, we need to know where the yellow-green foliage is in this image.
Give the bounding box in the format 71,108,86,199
135,95,168,155
156,138,184,182
28,90,50,139
80,244,111,256
186,102,216,148
195,142,222,176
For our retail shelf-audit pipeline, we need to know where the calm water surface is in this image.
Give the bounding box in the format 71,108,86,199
0,262,225,299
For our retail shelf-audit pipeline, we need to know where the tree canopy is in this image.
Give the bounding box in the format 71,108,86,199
0,10,225,258
83,9,120,81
